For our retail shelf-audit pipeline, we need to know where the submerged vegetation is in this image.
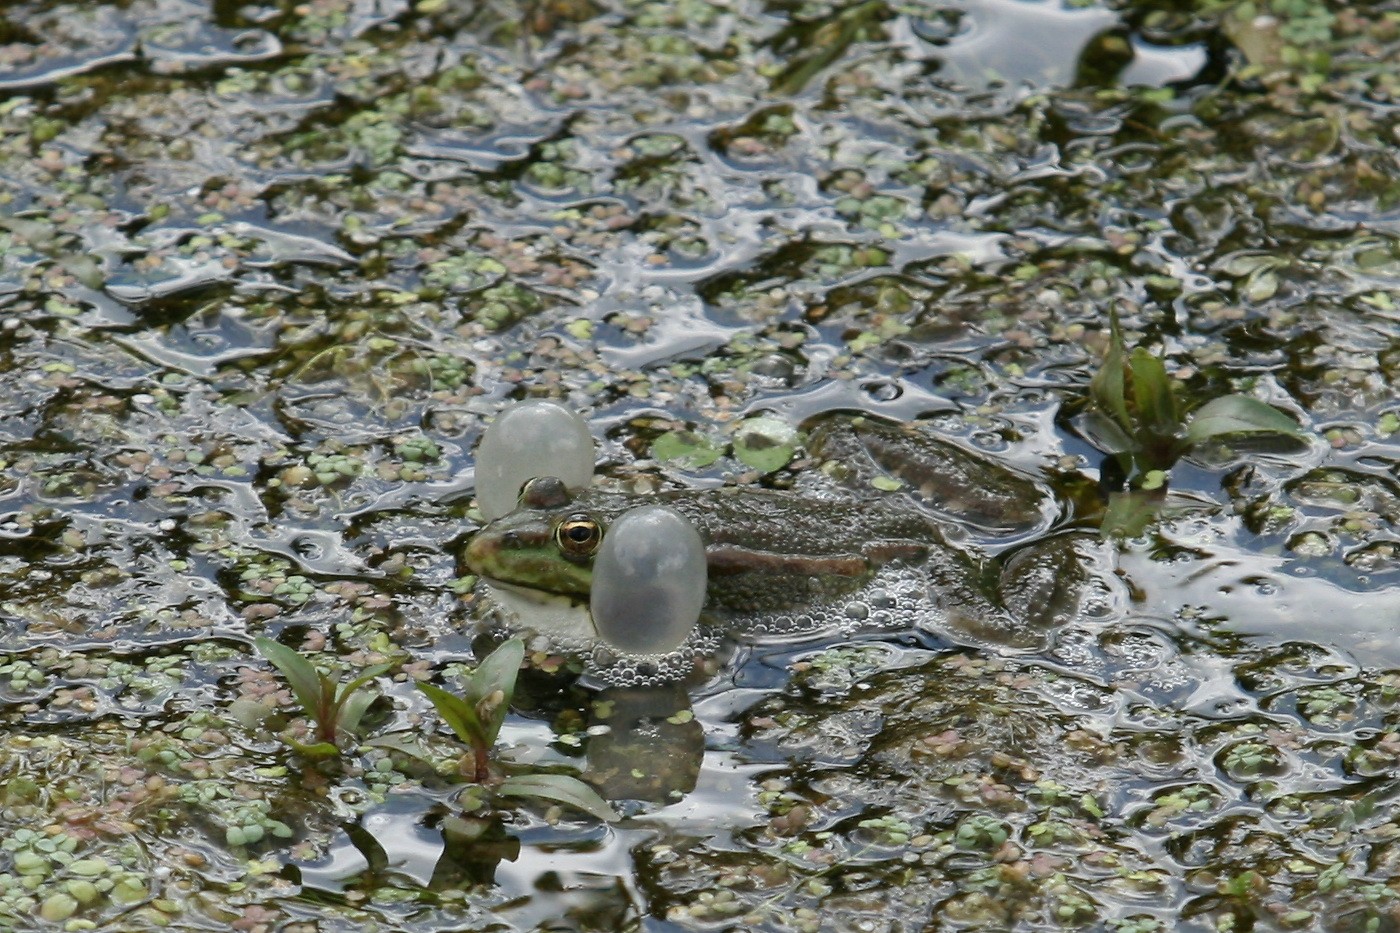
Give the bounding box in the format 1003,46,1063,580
0,0,1398,929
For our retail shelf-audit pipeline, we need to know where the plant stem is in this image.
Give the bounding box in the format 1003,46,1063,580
473,742,491,784
317,699,337,744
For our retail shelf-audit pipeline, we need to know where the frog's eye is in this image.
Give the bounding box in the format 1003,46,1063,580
555,513,603,556
520,476,571,509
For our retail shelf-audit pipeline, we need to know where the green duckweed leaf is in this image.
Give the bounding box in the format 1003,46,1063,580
732,416,799,474
226,698,274,730
497,773,620,822
651,430,725,469
1184,395,1306,447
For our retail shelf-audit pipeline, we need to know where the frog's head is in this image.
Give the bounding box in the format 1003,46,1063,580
466,476,608,600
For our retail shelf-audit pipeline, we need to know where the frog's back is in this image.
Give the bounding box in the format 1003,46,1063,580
662,486,935,553
576,486,941,614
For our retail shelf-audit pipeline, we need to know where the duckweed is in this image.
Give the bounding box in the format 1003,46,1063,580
1,0,1399,929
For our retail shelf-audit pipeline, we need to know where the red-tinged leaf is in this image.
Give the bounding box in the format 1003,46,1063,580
255,637,327,724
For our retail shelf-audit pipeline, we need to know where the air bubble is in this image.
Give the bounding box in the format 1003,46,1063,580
591,506,707,656
475,400,594,520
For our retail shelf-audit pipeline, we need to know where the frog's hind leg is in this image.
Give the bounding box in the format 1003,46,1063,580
995,531,1126,635
925,531,1125,651
806,415,1054,537
924,546,1049,650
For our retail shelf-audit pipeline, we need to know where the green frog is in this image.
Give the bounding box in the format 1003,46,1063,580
465,416,1112,683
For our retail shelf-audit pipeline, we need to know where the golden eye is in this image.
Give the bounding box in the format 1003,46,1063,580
555,513,602,556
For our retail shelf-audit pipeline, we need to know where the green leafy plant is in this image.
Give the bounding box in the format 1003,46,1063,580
254,637,389,758
417,639,524,784
1077,309,1309,534
1082,310,1307,483
417,639,619,823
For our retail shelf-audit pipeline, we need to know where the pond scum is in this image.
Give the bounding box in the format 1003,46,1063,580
1,0,1400,930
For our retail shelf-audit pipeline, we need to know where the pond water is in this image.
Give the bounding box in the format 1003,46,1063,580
1,0,1399,930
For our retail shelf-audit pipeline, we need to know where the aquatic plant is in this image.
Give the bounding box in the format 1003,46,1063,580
254,637,389,756
1077,309,1308,533
418,639,619,822
1082,310,1307,481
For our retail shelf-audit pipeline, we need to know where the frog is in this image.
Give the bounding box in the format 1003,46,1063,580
464,415,1118,684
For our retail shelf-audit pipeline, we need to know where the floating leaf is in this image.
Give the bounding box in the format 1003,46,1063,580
732,416,799,473
497,773,620,822
1184,395,1306,447
226,698,274,730
651,430,724,469
1244,270,1278,302
1218,251,1282,278
1141,469,1168,491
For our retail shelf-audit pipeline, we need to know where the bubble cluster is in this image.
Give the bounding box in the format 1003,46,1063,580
714,563,948,644
586,626,726,689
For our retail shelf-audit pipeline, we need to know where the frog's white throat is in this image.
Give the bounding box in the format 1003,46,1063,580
478,578,600,644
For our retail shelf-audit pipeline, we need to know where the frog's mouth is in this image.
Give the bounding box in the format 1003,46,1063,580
480,576,585,608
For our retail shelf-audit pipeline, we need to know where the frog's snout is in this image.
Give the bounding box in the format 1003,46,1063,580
466,526,531,576
464,531,499,575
